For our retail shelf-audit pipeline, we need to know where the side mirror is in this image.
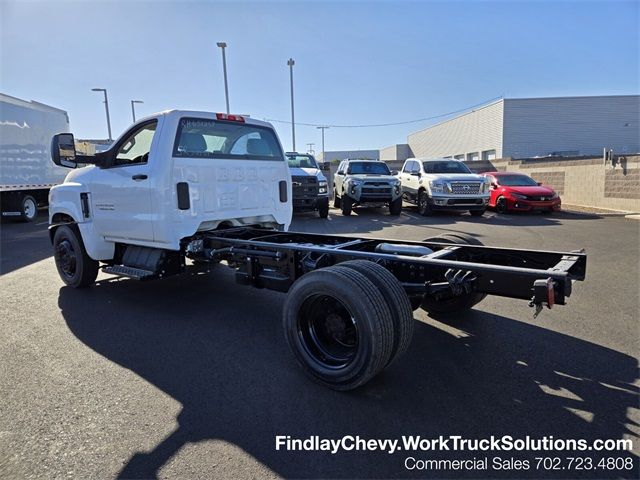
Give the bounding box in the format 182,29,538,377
537,182,543,186
51,133,78,168
491,183,498,189
336,171,344,176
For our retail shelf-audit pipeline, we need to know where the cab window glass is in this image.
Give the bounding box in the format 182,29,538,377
403,161,413,173
115,121,158,166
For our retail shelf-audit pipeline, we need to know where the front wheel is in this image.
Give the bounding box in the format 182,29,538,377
389,197,402,216
317,198,329,218
333,190,341,208
341,195,353,216
53,225,99,288
495,196,508,214
418,190,432,216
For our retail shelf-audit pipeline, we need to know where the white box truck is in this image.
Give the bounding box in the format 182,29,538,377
0,93,71,221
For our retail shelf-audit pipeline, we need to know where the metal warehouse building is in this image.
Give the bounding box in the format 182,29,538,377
407,95,640,160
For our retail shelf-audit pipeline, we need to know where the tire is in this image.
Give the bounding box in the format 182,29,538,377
317,198,329,218
337,260,414,365
341,195,353,216
495,196,508,214
417,190,432,216
420,233,486,315
470,208,486,217
282,265,395,390
333,190,341,208
389,197,402,216
19,195,38,222
53,225,99,288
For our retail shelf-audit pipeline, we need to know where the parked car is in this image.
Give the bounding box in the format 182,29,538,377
286,152,329,218
333,159,402,216
483,171,561,213
399,158,490,216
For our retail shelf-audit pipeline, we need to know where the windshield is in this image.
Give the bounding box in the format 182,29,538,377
347,162,391,175
423,161,472,174
496,175,539,186
173,118,284,161
286,154,318,169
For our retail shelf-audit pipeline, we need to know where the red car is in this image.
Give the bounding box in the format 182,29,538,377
483,172,561,213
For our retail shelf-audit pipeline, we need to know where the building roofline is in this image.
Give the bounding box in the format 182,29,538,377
0,92,69,115
408,98,504,137
505,94,639,102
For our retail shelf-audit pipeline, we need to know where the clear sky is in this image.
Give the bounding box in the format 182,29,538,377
1,0,638,152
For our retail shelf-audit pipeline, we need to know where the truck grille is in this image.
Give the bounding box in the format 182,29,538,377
292,176,318,198
449,182,481,194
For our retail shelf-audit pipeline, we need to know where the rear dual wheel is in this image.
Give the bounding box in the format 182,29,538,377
283,261,413,390
419,233,487,315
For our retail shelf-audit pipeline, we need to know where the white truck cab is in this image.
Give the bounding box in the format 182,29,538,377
49,110,292,287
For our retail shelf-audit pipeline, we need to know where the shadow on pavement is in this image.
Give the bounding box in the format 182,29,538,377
58,268,639,479
0,211,51,275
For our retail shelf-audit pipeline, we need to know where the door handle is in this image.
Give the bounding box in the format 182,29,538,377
132,174,148,180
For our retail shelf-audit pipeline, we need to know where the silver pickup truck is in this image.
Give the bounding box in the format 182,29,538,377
399,158,490,216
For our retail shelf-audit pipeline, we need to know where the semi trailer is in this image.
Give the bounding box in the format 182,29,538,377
47,110,587,390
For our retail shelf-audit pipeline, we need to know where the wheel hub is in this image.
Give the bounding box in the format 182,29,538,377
55,239,76,277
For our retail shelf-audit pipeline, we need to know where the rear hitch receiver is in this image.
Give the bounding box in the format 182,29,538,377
529,278,556,318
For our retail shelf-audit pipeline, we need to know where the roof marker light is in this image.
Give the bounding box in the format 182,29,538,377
216,113,245,123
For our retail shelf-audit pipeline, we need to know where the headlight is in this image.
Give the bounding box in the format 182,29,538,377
429,180,446,194
318,180,327,187
551,192,558,199
481,179,491,193
350,179,363,187
511,193,527,200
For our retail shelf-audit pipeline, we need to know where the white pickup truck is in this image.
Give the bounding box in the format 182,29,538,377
399,158,490,216
48,111,586,390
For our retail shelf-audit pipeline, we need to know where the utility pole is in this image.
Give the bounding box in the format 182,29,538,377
316,126,329,163
130,100,143,123
306,143,315,154
287,58,295,151
91,88,112,141
217,42,230,113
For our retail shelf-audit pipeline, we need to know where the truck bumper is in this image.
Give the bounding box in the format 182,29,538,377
429,196,489,210
293,195,329,211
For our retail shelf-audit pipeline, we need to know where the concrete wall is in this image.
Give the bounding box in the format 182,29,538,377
407,100,504,159
317,149,379,163
380,144,413,162
503,96,640,158
467,155,640,212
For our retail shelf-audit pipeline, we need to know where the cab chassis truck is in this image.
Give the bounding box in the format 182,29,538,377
48,111,587,391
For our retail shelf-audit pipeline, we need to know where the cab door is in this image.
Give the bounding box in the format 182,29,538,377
90,120,159,243
334,161,346,195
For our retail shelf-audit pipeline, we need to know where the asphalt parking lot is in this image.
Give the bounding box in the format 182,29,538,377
1,206,638,479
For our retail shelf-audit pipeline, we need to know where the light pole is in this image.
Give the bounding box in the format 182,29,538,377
91,88,112,141
287,58,295,151
130,100,143,123
317,126,329,163
216,42,230,114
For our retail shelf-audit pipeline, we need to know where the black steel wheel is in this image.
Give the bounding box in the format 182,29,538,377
420,233,486,315
53,225,99,288
337,260,414,365
283,265,394,390
418,190,432,216
495,196,508,214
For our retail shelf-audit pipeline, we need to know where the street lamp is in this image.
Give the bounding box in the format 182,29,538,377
287,58,295,151
130,100,143,123
216,42,230,114
317,126,330,163
91,88,112,141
